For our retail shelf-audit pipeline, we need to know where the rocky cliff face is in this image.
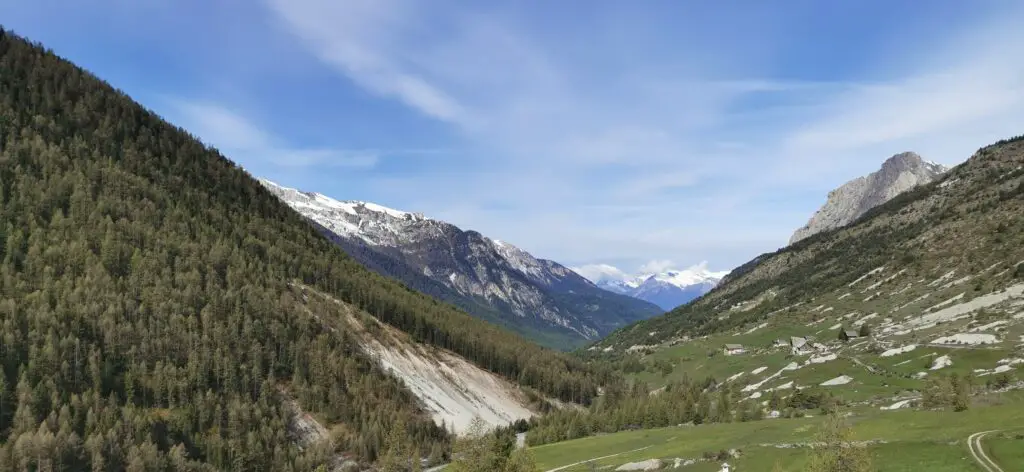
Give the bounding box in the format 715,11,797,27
789,152,947,244
259,179,663,349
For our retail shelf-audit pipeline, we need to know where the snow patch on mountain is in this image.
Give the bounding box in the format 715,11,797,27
573,261,731,310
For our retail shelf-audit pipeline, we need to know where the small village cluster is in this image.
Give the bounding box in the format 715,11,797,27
723,329,866,356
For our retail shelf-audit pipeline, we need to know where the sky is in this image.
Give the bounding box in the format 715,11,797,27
4,1,1024,277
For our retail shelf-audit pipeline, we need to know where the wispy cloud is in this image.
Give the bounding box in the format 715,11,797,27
256,1,1024,269
264,0,469,124
261,1,814,267
638,260,677,274
262,0,768,172
23,0,1024,270
786,70,1024,155
172,101,271,151
166,99,425,169
571,264,628,284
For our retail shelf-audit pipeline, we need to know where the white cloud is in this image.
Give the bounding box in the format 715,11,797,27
786,72,1024,155
167,100,381,169
173,101,271,149
261,0,772,172
13,1,1024,272
259,1,1024,270
573,260,730,284
264,0,469,123
638,259,676,274
782,5,1024,166
571,264,628,284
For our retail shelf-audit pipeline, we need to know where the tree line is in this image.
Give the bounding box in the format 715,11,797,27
524,374,838,447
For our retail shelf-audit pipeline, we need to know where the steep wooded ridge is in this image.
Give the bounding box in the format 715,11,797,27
260,180,662,349
599,135,1024,349
0,30,600,470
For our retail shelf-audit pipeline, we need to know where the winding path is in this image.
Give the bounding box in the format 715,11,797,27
968,430,1003,472
544,446,652,472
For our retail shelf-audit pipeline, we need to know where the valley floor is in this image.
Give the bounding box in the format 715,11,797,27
530,391,1024,471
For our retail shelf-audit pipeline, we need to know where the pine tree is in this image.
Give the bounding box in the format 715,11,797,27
379,416,409,472
716,387,733,423
952,374,971,412
447,418,500,472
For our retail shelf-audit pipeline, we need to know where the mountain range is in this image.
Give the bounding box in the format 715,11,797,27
789,151,948,244
574,262,730,310
259,179,664,349
6,23,1024,472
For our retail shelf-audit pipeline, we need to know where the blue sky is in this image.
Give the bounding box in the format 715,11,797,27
5,1,1024,276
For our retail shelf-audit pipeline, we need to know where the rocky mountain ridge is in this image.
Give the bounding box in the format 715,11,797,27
789,152,948,244
260,179,663,348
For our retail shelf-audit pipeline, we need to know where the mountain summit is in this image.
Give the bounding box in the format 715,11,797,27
789,152,948,244
576,262,730,310
259,179,663,348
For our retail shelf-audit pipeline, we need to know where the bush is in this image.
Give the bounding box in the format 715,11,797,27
787,388,834,411
806,413,874,472
987,372,1014,390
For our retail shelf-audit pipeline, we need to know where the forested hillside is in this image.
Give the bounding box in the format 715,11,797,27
0,29,600,470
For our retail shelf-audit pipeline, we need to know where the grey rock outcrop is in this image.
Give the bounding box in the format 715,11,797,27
789,152,947,244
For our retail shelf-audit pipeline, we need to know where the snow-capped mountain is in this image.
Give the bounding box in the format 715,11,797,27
259,179,663,349
575,262,730,310
789,152,948,244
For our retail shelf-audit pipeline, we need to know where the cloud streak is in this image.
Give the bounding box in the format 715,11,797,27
21,0,1022,270
264,0,470,124
258,0,1024,269
166,99,449,169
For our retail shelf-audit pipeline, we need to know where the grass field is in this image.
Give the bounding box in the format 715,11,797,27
985,430,1024,470
530,391,1024,471
620,307,1022,408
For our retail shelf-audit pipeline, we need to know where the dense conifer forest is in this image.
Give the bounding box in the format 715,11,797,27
0,29,601,470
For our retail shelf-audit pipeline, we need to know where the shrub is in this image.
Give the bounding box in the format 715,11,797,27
806,412,874,472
